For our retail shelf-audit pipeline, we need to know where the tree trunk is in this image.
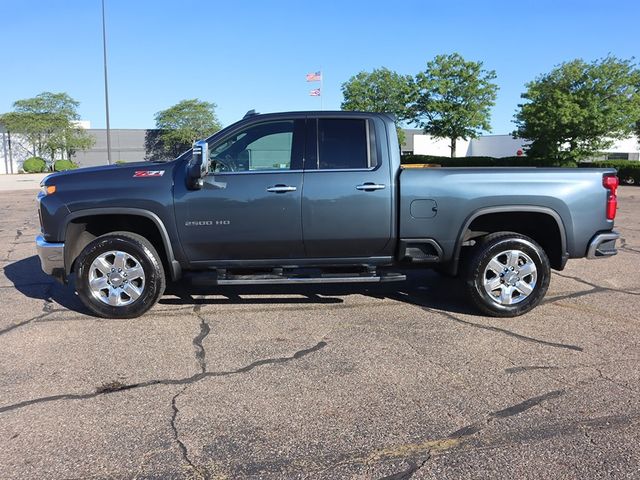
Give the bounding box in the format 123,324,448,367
450,138,457,158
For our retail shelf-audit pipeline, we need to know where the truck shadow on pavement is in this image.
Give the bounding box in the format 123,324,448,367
4,255,88,314
161,269,477,316
5,256,476,317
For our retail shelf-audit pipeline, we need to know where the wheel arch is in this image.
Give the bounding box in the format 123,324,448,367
63,208,181,280
451,205,568,275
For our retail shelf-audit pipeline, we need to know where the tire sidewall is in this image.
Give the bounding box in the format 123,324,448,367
469,236,550,316
76,235,163,318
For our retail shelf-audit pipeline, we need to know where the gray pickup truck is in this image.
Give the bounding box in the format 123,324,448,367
36,111,619,318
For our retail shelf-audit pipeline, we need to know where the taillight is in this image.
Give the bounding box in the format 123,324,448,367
603,174,618,221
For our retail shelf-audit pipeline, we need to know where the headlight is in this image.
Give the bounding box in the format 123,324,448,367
40,184,56,195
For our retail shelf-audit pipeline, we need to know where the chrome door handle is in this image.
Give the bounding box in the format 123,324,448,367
356,183,386,191
267,185,297,193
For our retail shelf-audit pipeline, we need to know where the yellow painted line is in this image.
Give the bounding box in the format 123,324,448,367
364,437,461,464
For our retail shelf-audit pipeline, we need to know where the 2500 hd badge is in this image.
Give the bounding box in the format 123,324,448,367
185,220,231,226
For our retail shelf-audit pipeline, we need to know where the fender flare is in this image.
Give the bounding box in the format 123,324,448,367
63,207,182,280
451,205,569,275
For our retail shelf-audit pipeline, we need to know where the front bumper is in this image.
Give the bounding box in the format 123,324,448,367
586,231,619,259
36,235,65,276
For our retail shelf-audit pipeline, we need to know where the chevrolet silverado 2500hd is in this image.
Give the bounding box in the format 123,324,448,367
36,111,620,318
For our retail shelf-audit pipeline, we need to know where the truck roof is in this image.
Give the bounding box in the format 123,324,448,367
242,110,396,121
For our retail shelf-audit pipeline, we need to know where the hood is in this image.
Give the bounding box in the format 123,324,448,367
41,160,178,186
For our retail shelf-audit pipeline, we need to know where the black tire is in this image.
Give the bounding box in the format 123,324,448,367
464,232,550,317
75,232,166,318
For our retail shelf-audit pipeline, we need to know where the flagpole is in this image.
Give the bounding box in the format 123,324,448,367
101,0,112,165
320,67,323,111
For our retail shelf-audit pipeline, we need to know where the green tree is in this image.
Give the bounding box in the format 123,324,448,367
341,67,417,144
413,53,498,157
0,92,93,163
154,99,222,158
14,91,81,119
0,110,63,158
514,56,640,162
61,126,94,160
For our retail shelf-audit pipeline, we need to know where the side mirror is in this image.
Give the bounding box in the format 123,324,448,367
187,140,210,190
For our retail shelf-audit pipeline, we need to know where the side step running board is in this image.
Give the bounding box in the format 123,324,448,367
215,272,406,286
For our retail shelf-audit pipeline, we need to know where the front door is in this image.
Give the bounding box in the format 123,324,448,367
174,119,305,262
301,117,393,258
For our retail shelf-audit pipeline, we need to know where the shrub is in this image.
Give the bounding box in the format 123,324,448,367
579,160,640,185
53,159,78,171
401,154,576,167
115,160,127,165
22,157,47,173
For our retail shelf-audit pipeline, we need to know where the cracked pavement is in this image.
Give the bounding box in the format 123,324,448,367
0,188,639,479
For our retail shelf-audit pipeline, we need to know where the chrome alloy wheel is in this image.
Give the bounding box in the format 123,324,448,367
483,249,537,305
88,250,145,306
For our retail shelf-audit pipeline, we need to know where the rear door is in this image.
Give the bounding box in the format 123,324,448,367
301,117,393,258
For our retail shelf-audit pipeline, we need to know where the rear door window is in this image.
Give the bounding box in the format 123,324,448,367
316,118,373,170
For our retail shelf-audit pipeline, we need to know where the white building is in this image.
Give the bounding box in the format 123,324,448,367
402,130,640,161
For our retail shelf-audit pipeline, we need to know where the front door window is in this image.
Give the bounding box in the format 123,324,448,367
209,121,296,173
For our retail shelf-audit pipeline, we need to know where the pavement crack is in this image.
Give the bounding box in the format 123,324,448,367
449,390,566,438
0,341,327,415
543,287,600,305
619,237,640,255
314,391,620,477
553,272,640,297
0,311,50,337
580,425,597,446
425,308,583,352
378,456,430,480
340,390,564,477
594,367,640,394
504,366,560,374
1,228,24,261
391,293,583,351
42,282,54,312
0,282,57,337
489,389,565,418
171,387,208,479
192,315,210,374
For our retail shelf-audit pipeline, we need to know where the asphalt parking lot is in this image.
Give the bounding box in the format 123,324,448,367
0,187,639,479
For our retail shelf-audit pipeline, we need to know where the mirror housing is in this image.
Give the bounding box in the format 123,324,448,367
187,140,210,190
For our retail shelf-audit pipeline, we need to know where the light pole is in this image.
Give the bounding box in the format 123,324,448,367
101,0,112,165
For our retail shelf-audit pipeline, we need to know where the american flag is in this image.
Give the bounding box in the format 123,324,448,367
309,88,321,97
306,71,322,82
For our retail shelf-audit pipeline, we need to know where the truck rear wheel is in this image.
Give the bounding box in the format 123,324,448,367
75,232,166,318
464,232,550,317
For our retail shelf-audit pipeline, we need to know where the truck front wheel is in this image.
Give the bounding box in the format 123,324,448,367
464,232,550,317
75,232,166,318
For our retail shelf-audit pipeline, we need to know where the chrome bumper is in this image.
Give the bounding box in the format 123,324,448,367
35,235,64,275
586,231,619,259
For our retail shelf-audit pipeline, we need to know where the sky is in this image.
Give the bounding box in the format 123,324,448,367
1,0,638,134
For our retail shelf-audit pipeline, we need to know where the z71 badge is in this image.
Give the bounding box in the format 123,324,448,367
133,170,165,177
